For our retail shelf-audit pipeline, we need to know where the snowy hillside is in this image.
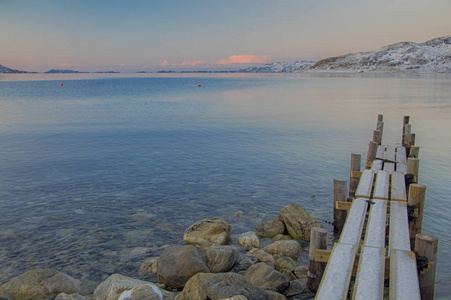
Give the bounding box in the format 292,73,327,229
0,64,27,73
310,36,451,73
238,61,316,73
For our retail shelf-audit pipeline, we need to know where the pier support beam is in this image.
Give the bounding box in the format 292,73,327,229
308,227,328,293
407,158,420,183
415,234,438,300
402,116,410,146
333,179,348,231
349,153,361,199
408,184,426,247
365,141,378,169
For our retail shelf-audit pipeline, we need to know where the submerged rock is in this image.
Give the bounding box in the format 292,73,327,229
278,203,321,241
256,220,285,238
206,245,239,273
157,245,209,289
202,273,269,300
0,269,80,300
55,293,87,300
183,217,232,245
238,231,260,250
139,257,159,275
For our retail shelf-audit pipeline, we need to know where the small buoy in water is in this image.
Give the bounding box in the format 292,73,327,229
60,83,64,86
197,84,201,87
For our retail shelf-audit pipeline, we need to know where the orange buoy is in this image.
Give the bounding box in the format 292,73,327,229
197,84,201,87
60,83,64,86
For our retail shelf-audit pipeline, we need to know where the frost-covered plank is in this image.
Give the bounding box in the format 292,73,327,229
364,199,387,248
370,159,383,171
373,170,389,200
389,201,411,252
383,162,395,173
353,246,386,300
391,171,407,201
339,198,368,246
396,146,407,164
396,162,407,174
316,243,358,300
376,145,386,160
355,170,375,198
390,250,421,300
384,146,396,162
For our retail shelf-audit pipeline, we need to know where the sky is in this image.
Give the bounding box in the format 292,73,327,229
1,0,450,72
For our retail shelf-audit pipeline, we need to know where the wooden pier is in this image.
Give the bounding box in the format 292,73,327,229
308,115,438,300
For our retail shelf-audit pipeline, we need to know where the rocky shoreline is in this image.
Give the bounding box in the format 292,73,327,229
0,203,322,300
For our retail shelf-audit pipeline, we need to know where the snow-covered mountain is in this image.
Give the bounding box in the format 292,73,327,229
0,64,28,73
310,36,451,73
238,61,316,73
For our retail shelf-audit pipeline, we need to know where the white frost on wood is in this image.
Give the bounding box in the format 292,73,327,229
376,145,386,159
390,250,421,300
396,162,407,174
391,171,407,201
371,160,383,171
396,146,407,164
389,201,411,252
384,146,396,162
355,170,375,198
316,243,357,300
364,199,387,248
353,246,385,300
339,198,368,246
373,171,389,199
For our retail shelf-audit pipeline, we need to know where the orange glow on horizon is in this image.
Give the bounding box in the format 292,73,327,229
215,55,271,64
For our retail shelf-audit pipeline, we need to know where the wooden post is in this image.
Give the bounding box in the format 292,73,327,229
377,114,384,144
402,116,410,146
415,234,438,300
308,227,328,293
365,141,378,169
408,184,426,247
349,153,361,199
373,130,381,145
408,133,416,147
333,179,348,231
404,124,412,147
407,158,420,183
409,145,420,158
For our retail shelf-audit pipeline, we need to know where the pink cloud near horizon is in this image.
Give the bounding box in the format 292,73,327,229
159,60,170,66
177,60,203,66
215,55,271,64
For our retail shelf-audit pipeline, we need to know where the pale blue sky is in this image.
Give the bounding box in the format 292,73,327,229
1,0,450,72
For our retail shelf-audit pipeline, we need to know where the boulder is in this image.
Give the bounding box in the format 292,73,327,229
237,231,260,250
274,234,292,241
0,269,80,300
206,245,239,273
233,255,259,273
219,296,248,300
244,263,290,294
117,284,175,300
55,293,87,300
157,245,209,289
284,279,308,297
294,266,308,280
183,217,232,245
256,220,285,238
174,273,213,300
265,291,287,300
202,273,269,300
278,203,321,241
139,257,159,275
93,274,171,300
246,249,274,266
274,257,297,273
279,270,297,281
263,240,302,261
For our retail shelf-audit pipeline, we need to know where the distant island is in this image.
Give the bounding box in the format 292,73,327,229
2,36,450,74
310,36,451,73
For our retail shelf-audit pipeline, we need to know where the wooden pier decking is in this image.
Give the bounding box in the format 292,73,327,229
309,115,438,300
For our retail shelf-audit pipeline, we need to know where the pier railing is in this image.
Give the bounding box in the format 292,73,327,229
308,115,438,300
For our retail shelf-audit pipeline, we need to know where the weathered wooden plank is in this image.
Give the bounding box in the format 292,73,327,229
396,146,407,164
355,170,375,198
353,246,386,300
396,162,407,174
391,171,407,201
383,162,395,173
316,243,358,300
384,145,396,162
389,201,411,252
376,145,386,160
390,250,421,300
370,159,383,171
373,170,389,200
364,199,387,248
339,198,368,246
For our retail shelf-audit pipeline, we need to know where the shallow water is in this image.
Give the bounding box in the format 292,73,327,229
0,73,450,297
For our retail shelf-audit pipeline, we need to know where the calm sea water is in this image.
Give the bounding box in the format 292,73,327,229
0,73,450,297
